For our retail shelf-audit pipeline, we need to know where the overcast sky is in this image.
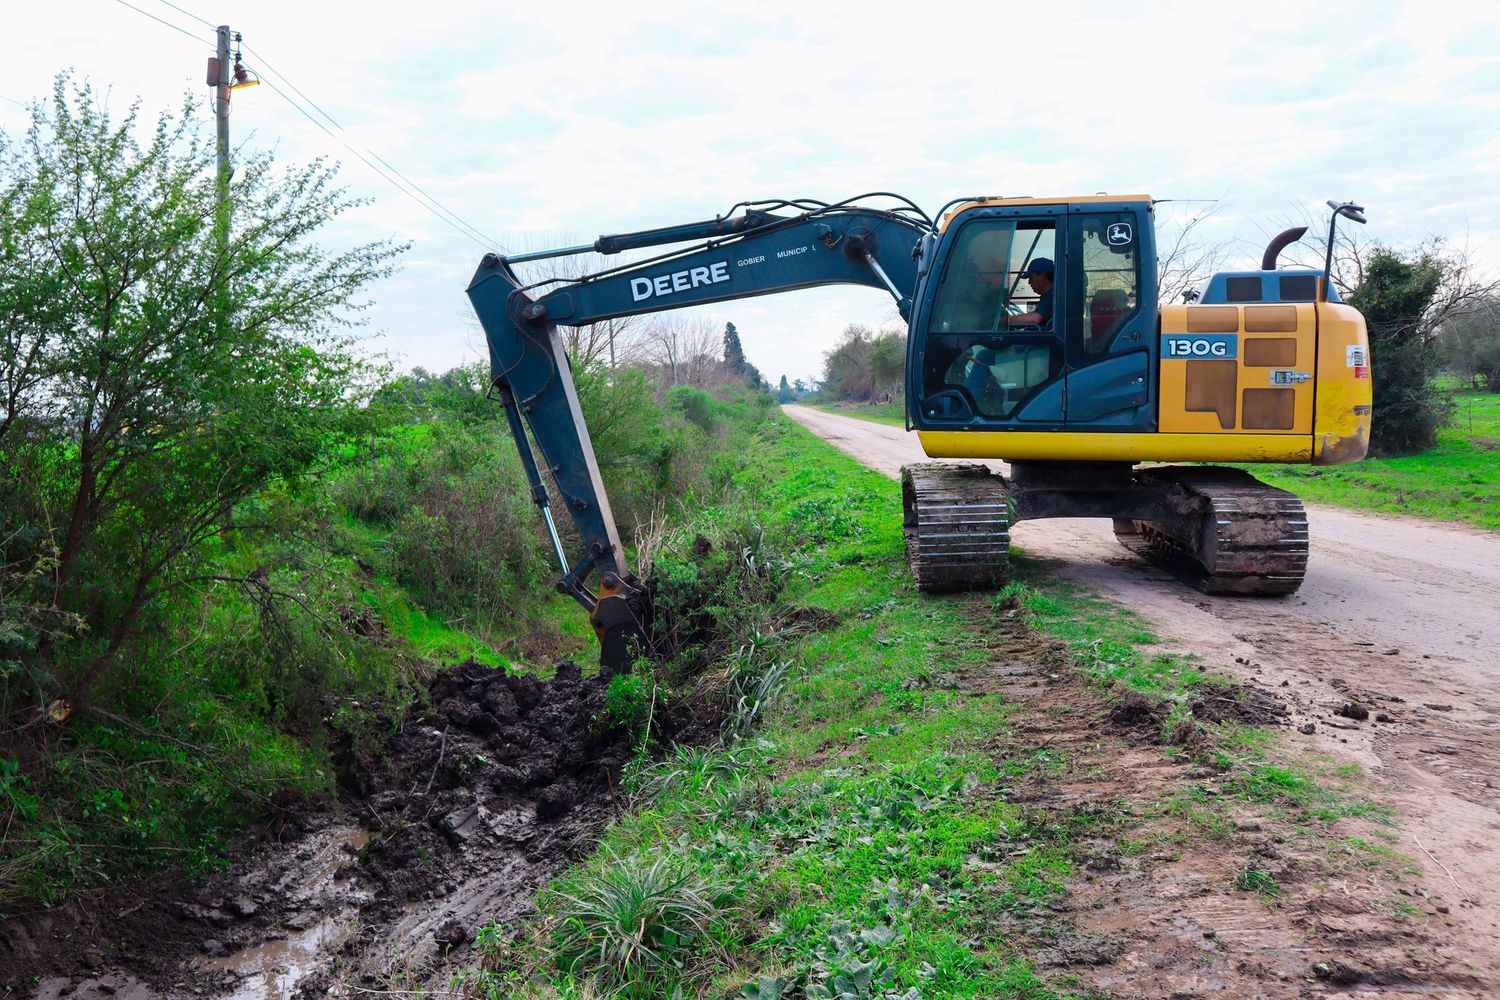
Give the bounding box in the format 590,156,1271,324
5,0,1499,386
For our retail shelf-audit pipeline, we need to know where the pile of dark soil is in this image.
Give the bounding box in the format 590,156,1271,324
0,658,644,996
349,659,636,921
1108,691,1169,733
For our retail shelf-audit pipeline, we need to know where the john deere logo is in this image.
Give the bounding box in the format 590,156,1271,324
1107,223,1133,246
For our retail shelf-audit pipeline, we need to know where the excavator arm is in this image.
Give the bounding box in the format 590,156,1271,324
465,201,925,670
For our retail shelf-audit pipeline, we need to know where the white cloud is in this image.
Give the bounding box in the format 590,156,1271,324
4,0,1499,380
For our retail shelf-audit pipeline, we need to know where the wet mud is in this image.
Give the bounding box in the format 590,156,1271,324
3,659,641,998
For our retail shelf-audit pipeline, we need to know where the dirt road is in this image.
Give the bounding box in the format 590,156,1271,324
785,403,1500,990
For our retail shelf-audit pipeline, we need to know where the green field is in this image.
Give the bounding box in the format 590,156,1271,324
815,393,1500,531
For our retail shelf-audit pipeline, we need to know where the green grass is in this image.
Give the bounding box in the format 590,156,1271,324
468,411,1429,998
1247,391,1500,530
1232,866,1282,899
366,587,512,666
805,400,907,427
998,571,1206,704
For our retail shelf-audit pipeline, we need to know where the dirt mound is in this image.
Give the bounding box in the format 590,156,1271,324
1108,691,1168,732
350,659,635,922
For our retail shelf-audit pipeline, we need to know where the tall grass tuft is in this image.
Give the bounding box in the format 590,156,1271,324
549,848,734,991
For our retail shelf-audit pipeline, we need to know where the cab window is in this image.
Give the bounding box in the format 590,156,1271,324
930,220,1056,332
1072,213,1140,355
923,218,1060,420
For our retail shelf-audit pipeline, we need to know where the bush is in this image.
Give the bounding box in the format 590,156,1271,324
1348,247,1454,454
603,673,654,737
386,423,551,637
666,384,720,432
646,520,794,674
1441,297,1500,390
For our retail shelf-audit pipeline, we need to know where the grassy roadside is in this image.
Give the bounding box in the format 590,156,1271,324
804,400,906,427
0,379,774,912
467,415,1405,999
817,393,1500,531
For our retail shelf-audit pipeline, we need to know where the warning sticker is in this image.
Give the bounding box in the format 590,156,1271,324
1346,345,1368,367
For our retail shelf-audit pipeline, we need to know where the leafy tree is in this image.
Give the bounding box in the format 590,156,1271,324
821,325,905,402
776,374,795,404
723,321,746,371
721,321,764,390
0,76,403,707
868,330,906,399
371,363,493,423
822,324,875,401
1346,247,1452,454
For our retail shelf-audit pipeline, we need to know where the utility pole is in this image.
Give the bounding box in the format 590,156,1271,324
207,26,258,335
210,25,232,253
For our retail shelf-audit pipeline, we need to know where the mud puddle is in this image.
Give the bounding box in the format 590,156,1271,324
193,825,369,999
3,659,642,998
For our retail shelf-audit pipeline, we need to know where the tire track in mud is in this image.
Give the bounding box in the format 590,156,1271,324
784,404,1500,994
965,602,1476,999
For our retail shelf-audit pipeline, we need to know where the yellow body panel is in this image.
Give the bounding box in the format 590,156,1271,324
940,193,1152,229
1158,303,1317,435
1311,302,1373,464
917,431,1312,463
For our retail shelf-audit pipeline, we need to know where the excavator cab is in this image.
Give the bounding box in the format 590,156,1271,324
907,198,1156,434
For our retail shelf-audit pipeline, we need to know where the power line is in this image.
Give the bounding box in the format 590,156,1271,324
153,0,216,30
256,77,497,252
241,44,343,130
112,0,212,44
109,1,500,251
243,43,500,250
2,95,28,110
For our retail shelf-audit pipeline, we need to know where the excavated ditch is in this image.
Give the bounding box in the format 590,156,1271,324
5,658,648,998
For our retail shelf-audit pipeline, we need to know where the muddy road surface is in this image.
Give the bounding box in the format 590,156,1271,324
786,403,1500,992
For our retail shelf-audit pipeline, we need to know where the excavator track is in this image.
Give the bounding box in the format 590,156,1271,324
1112,467,1309,596
900,463,1011,593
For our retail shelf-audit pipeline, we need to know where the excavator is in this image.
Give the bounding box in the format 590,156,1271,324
465,193,1371,669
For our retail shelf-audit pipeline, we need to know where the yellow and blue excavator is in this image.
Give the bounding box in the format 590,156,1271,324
465,194,1371,669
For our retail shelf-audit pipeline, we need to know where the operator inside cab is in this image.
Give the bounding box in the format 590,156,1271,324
1006,257,1054,328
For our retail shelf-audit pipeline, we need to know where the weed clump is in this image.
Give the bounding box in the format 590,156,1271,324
602,673,654,738
1232,865,1282,899
548,849,737,994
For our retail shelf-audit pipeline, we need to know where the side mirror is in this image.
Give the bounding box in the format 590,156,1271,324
1322,200,1369,300
915,233,937,279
